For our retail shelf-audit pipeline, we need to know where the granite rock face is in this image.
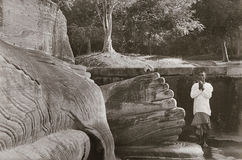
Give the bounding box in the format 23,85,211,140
0,130,90,160
0,0,74,63
0,40,116,160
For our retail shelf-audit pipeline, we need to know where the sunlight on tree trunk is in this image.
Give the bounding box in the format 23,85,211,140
222,40,229,62
96,1,116,53
102,15,115,53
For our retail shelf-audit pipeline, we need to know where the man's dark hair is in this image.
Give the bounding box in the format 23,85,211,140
193,69,206,76
198,71,206,76
192,70,206,83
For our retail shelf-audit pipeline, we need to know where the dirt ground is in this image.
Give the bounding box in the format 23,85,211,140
75,52,242,68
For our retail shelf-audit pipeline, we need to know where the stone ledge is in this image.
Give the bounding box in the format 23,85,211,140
227,66,242,77
116,142,204,160
88,66,240,78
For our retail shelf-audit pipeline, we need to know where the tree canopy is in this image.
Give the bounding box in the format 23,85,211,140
195,0,242,61
57,0,204,55
117,0,204,54
166,0,242,60
52,0,242,60
51,0,75,10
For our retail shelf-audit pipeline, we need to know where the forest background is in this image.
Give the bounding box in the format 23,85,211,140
54,0,242,61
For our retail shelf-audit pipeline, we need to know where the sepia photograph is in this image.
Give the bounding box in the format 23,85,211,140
0,0,242,159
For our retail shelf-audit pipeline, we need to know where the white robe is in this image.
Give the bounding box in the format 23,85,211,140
190,82,213,116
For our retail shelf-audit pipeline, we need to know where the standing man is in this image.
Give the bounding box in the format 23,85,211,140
190,71,213,147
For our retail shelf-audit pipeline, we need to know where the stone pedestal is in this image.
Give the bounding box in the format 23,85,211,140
117,142,204,160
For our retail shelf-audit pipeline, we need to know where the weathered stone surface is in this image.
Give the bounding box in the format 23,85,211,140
112,120,184,146
100,73,185,146
227,66,242,77
116,142,204,160
107,99,177,119
0,40,116,160
0,0,74,62
101,73,168,105
0,130,90,160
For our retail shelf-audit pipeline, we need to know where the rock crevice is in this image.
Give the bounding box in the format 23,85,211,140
1,55,40,86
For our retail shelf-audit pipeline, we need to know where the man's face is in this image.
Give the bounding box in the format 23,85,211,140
198,72,206,82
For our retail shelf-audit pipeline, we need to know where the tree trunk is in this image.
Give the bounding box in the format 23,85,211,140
96,2,115,53
148,34,152,55
222,40,229,62
86,38,91,54
237,38,240,56
102,12,115,53
148,38,152,55
103,27,114,53
237,31,241,56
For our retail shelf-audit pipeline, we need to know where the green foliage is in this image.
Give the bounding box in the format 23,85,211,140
113,0,204,54
54,0,242,58
51,0,75,10
196,0,242,38
64,0,103,56
129,0,203,36
167,0,242,58
66,0,98,26
67,24,103,56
